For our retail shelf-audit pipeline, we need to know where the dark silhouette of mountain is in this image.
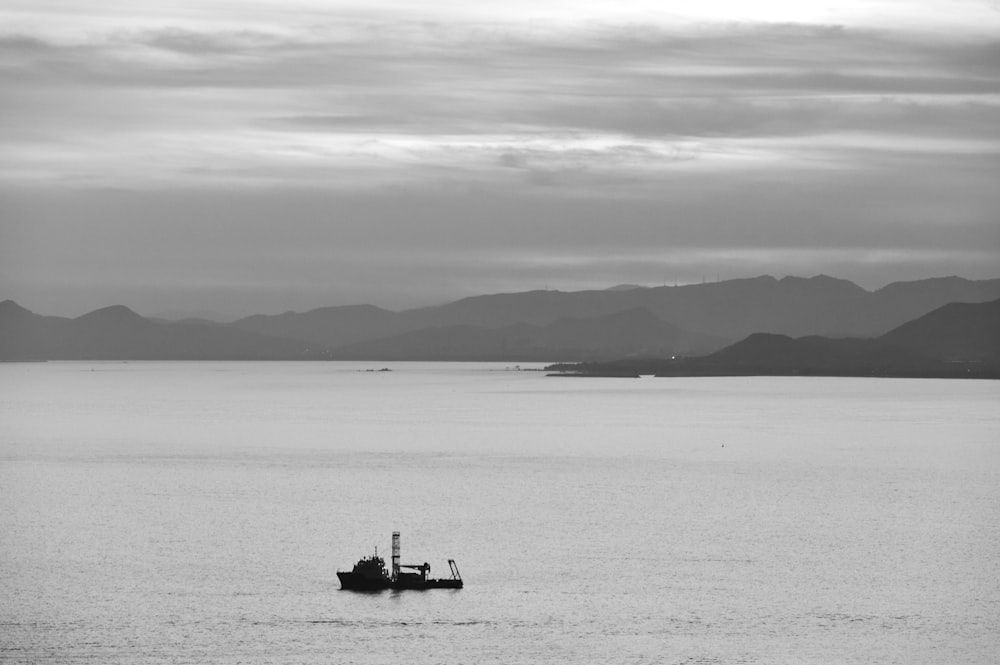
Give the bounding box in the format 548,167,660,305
0,301,330,360
229,275,1000,352
150,316,226,327
534,308,723,356
879,297,1000,361
605,284,647,291
872,277,1000,330
0,299,31,319
5,275,1000,362
696,333,933,374
331,308,724,361
548,298,1000,378
149,307,229,322
397,275,875,338
234,304,404,348
0,300,72,360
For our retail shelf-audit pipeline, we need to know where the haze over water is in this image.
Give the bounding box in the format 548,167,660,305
2,362,998,663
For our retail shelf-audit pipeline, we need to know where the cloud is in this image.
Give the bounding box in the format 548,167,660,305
1,5,998,313
3,21,996,94
2,20,997,192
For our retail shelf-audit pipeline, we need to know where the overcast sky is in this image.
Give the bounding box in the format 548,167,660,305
2,1,999,318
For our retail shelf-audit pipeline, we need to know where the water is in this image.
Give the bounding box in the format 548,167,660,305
2,362,998,663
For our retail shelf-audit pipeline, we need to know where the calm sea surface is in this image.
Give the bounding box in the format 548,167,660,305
1,362,998,664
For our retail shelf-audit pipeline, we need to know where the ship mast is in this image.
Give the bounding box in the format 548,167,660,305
391,531,400,581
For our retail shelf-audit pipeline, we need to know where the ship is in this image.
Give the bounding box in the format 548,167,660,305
337,531,463,591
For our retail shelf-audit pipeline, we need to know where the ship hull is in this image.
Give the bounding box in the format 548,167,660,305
391,577,463,590
336,571,390,591
337,572,462,591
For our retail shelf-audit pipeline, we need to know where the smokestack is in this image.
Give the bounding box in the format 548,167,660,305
391,531,400,580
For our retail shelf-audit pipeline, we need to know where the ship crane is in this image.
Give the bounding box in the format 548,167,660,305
397,562,431,579
392,531,432,582
390,531,463,588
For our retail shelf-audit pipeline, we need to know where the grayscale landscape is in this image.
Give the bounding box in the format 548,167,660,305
2,0,999,663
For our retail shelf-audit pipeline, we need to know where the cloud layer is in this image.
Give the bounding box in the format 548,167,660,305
1,1,998,316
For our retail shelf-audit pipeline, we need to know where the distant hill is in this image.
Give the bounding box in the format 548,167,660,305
879,297,1000,361
5,275,1000,362
549,298,1000,378
397,275,871,338
331,308,725,361
234,304,403,349
230,275,1000,350
695,333,936,375
0,300,329,360
605,284,647,292
871,277,1000,330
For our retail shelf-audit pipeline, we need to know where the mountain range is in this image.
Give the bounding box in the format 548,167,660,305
230,275,1000,348
549,297,1000,379
0,301,325,360
3,274,1000,367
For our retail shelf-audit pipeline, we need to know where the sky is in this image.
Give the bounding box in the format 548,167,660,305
1,1,999,319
